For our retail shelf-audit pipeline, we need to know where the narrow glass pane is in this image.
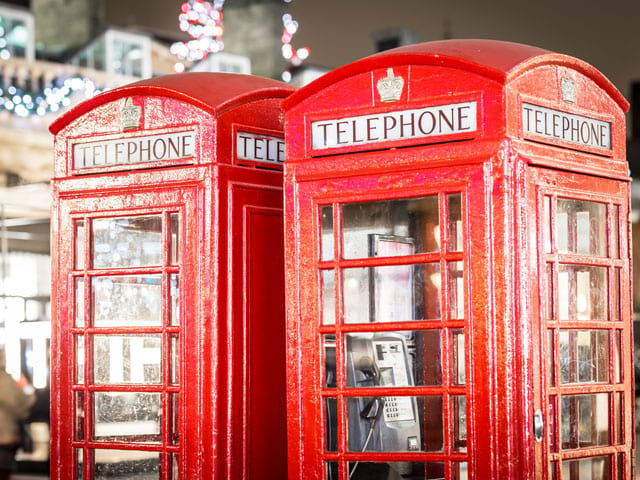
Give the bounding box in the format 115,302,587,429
612,268,620,322
343,263,439,324
614,392,623,445
92,275,162,327
557,264,607,321
614,330,622,383
325,397,338,452
447,193,462,252
448,261,464,319
611,205,619,259
561,456,610,480
545,263,553,320
561,393,610,449
171,453,179,480
549,396,557,452
345,330,441,388
347,396,441,452
324,334,336,388
342,196,439,259
76,448,84,480
547,330,555,387
453,462,469,480
452,330,465,385
75,220,85,269
75,391,85,441
559,330,609,384
93,449,160,479
321,270,335,325
348,462,445,480
93,335,162,384
321,206,334,262
170,334,180,385
556,199,607,257
76,335,84,384
75,278,85,328
544,196,552,253
549,461,557,480
326,461,339,480
170,213,179,265
170,274,180,326
618,454,625,480
170,393,179,445
93,392,162,443
453,395,467,452
92,215,163,268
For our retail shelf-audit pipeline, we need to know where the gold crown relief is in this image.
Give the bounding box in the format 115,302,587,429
121,97,142,130
561,72,576,103
376,68,404,103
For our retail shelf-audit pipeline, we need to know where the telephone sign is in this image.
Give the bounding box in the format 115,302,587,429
50,72,294,480
282,40,633,480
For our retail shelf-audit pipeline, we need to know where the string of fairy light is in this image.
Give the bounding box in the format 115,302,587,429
0,0,308,118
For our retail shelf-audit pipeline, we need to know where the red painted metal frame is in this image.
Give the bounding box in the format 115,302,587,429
283,40,633,480
50,73,294,480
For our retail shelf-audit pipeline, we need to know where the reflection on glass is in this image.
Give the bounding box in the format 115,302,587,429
170,274,180,326
453,462,469,480
76,220,85,269
76,336,84,384
611,205,619,259
613,268,620,322
321,206,334,262
615,392,623,445
561,393,609,449
76,448,84,480
348,462,445,480
347,396,442,452
448,262,464,319
614,330,622,383
93,215,163,268
548,330,555,387
170,334,180,385
561,456,610,480
171,453,179,480
549,462,557,480
545,263,553,320
324,334,336,388
544,196,552,254
93,335,162,384
325,397,337,452
559,330,609,384
321,270,335,325
549,396,557,452
452,330,465,385
326,461,339,480
93,449,160,479
557,265,607,321
342,196,439,259
343,264,439,324
556,199,607,257
346,331,440,388
92,275,162,327
170,213,179,265
170,393,179,445
93,392,162,443
75,392,84,441
447,193,462,252
453,395,467,452
75,278,85,327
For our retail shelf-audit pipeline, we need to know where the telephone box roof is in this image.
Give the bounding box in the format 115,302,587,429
283,39,628,112
50,72,295,135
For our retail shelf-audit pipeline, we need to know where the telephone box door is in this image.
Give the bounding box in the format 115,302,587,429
529,167,633,480
53,185,200,479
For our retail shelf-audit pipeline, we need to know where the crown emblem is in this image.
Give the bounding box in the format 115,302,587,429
561,72,575,103
376,68,404,102
121,97,142,130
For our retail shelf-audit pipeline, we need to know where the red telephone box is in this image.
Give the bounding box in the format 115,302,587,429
49,72,294,479
282,40,634,479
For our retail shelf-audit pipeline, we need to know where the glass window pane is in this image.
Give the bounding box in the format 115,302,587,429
93,449,160,479
76,448,84,480
548,330,555,387
545,263,553,320
326,461,339,480
557,265,607,321
321,270,335,325
559,330,609,384
75,278,85,327
171,453,180,480
170,393,179,445
346,331,441,388
348,462,445,480
452,329,465,385
92,215,163,268
170,213,179,265
93,392,162,443
611,205,619,259
453,462,469,480
614,330,622,383
556,199,606,257
170,334,179,385
76,220,85,269
321,206,334,261
447,193,462,252
448,261,464,319
324,334,336,388
75,391,84,441
561,393,610,449
76,336,84,384
170,274,180,326
612,268,620,322
343,263,439,324
549,396,558,452
615,392,623,445
92,275,162,327
347,396,442,452
325,397,338,452
342,196,439,259
453,395,467,452
561,456,610,480
93,335,162,384
544,196,552,254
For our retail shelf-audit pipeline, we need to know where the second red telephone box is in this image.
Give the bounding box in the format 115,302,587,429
49,73,293,479
282,40,634,479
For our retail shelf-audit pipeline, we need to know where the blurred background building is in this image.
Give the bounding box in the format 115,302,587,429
0,0,639,474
